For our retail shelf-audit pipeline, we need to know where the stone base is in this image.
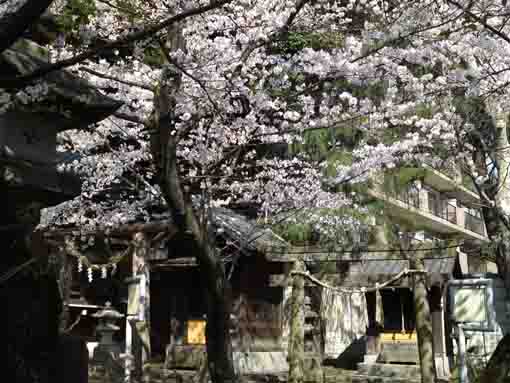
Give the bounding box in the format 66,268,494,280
165,345,206,369
87,342,99,359
351,374,420,383
363,354,378,364
233,352,288,375
378,342,419,364
352,362,421,383
356,362,420,378
434,355,450,378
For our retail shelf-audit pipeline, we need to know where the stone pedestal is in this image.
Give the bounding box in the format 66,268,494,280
364,333,381,364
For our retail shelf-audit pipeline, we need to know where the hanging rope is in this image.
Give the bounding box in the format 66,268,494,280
63,238,133,271
290,268,427,294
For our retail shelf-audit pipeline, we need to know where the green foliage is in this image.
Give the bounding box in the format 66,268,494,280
395,168,426,190
290,129,330,160
273,206,374,246
56,0,97,32
271,32,344,55
312,261,337,275
324,151,353,177
382,168,425,194
114,0,141,22
143,45,166,67
276,221,314,243
331,78,388,104
407,63,434,79
288,127,358,180
454,95,496,144
415,103,434,119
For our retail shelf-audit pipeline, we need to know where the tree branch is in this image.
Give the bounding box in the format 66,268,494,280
0,0,235,88
0,0,54,54
79,66,155,92
157,39,220,113
446,0,510,45
113,111,149,126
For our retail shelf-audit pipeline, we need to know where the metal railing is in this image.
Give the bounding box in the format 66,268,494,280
385,183,489,240
393,187,459,224
446,203,457,224
390,185,486,236
395,188,420,209
464,211,485,235
429,201,457,224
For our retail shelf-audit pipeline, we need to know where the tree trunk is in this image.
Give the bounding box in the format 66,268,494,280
132,232,151,383
151,17,238,383
288,261,305,383
480,333,510,383
465,111,510,381
410,256,437,383
202,260,237,383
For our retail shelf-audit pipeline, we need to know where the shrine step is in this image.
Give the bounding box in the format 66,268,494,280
356,363,420,378
378,342,419,364
351,373,420,383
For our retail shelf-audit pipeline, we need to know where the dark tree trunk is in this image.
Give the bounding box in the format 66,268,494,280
202,261,237,383
480,333,510,383
467,112,510,381
152,20,238,381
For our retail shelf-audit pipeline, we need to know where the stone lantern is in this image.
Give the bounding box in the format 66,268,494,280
92,302,124,351
91,302,125,383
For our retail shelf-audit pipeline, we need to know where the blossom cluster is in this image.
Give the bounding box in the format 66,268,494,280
25,0,510,242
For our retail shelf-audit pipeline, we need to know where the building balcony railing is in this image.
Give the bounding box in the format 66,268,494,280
366,185,488,242
392,187,483,235
394,189,457,225
464,211,485,236
394,189,420,209
429,201,457,225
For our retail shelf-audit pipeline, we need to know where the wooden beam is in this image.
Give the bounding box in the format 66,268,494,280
44,220,178,239
266,246,398,262
152,257,198,267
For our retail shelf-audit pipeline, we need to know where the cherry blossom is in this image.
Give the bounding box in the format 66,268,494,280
0,0,502,243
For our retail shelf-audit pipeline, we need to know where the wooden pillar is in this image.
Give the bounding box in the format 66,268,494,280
58,251,73,334
364,291,382,363
430,284,449,377
125,316,133,383
125,232,151,383
288,260,305,383
281,261,293,351
135,232,151,383
410,255,437,383
400,292,406,334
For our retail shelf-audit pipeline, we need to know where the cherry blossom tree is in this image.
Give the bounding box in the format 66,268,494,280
6,0,510,382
